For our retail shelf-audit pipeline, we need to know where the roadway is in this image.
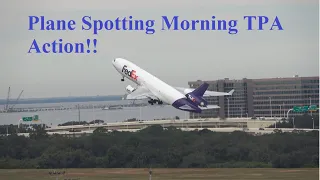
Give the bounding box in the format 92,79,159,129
11,118,317,137
46,118,273,132
43,118,317,136
0,102,148,113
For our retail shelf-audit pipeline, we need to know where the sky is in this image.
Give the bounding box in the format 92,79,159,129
0,0,319,98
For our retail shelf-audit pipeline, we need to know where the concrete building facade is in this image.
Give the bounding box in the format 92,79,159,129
188,76,319,119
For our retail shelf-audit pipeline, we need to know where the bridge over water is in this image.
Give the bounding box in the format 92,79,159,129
0,103,148,113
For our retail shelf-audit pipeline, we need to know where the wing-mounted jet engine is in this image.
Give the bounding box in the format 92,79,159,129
126,85,136,94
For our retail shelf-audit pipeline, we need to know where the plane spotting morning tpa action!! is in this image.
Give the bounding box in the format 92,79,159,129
112,58,234,113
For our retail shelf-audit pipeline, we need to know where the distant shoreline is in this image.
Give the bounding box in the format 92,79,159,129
0,95,123,105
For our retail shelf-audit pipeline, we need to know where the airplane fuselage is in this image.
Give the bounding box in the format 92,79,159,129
112,58,202,113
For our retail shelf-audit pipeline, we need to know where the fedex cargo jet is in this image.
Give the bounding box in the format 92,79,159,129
112,58,234,113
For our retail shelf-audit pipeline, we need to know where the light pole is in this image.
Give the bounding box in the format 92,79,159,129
309,97,312,116
78,104,80,124
279,105,282,119
312,117,314,129
283,102,285,118
246,113,248,119
240,107,243,118
293,117,295,128
227,98,230,118
279,105,281,118
286,108,293,119
269,97,272,118
92,104,95,121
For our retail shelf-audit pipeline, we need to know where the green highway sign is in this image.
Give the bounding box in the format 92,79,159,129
22,115,39,122
33,115,39,121
309,105,318,111
293,105,318,113
22,117,33,121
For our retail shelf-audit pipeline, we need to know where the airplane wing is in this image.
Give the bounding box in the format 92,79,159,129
124,85,158,100
175,87,234,97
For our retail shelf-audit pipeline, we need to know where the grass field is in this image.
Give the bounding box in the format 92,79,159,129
0,168,318,180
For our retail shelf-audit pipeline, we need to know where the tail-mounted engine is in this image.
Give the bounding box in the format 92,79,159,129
125,85,136,94
186,93,208,107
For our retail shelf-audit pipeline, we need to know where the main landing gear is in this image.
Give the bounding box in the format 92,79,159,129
121,77,124,81
148,99,163,105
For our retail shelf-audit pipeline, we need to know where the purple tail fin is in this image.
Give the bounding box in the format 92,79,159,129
192,82,209,97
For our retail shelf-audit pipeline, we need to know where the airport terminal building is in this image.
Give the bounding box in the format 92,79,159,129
188,75,319,119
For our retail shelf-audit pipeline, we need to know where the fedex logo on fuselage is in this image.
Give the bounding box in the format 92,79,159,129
122,65,138,80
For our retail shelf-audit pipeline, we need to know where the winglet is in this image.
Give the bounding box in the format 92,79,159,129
228,89,235,95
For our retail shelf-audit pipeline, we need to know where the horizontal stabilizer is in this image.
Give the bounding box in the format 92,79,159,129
199,105,220,110
228,89,235,95
175,87,235,97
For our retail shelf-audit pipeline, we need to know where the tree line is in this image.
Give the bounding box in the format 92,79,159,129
0,124,318,169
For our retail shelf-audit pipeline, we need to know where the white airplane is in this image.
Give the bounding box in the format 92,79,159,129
112,58,234,113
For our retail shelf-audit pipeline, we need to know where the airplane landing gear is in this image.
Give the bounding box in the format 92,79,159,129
148,99,163,105
148,100,154,105
121,78,124,81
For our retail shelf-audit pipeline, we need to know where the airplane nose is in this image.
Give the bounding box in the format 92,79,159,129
112,59,118,67
112,58,122,71
113,58,124,69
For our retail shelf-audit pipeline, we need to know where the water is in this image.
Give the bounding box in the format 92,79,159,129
0,100,186,126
